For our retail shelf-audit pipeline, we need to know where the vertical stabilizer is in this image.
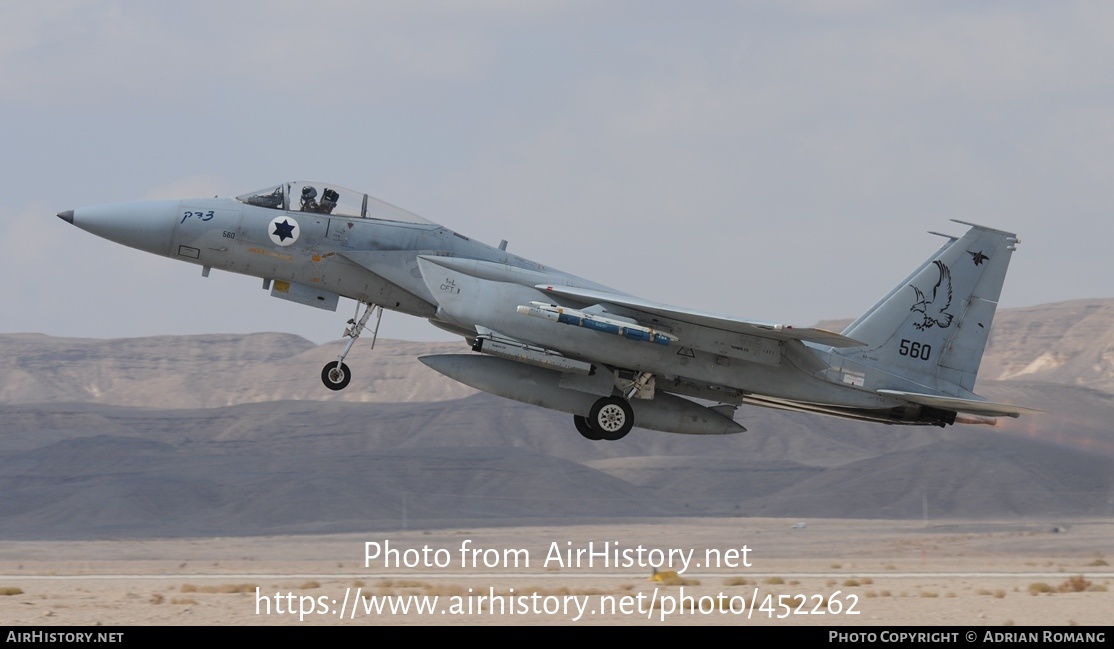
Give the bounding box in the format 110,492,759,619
837,222,1019,396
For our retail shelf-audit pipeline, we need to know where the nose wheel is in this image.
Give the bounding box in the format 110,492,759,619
319,301,381,391
321,362,352,391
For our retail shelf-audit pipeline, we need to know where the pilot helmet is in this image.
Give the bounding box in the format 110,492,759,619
301,186,318,200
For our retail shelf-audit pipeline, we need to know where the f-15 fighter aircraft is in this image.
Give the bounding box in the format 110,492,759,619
59,180,1035,440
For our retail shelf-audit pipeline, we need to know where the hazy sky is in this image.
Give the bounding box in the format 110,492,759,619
3,1,1112,344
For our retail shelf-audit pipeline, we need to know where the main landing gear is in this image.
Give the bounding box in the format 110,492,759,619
574,371,653,441
575,395,635,441
321,301,382,391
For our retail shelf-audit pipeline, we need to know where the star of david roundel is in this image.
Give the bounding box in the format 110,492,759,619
268,216,300,247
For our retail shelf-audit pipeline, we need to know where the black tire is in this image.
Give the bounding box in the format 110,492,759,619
589,396,634,441
321,361,352,391
574,415,604,441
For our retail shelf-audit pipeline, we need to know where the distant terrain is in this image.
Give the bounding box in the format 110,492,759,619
1,298,1112,539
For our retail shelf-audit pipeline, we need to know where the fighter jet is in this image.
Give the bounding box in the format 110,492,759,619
58,180,1036,440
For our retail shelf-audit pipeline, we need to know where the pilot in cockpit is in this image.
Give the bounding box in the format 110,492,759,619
300,185,340,214
300,186,319,212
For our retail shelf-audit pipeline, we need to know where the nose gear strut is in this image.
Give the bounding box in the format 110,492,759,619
321,301,382,391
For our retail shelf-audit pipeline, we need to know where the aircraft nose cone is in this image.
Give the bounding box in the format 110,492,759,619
66,200,180,256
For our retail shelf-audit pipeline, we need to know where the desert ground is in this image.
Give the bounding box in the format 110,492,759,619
3,312,1112,627
0,517,1110,626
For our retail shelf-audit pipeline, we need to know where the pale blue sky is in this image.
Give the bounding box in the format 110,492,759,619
3,1,1112,343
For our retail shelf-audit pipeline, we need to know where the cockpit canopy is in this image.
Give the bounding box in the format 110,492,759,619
236,181,434,225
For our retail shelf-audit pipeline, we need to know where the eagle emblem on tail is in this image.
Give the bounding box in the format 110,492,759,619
910,260,953,330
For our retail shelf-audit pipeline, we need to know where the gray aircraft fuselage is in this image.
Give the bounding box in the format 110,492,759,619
59,181,1029,439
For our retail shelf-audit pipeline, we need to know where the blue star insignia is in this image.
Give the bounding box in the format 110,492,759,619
273,219,296,242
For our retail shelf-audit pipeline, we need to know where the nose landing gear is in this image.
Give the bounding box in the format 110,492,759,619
321,362,352,390
321,301,382,391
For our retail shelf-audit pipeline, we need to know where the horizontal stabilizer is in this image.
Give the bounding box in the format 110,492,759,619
536,284,865,348
877,389,1043,418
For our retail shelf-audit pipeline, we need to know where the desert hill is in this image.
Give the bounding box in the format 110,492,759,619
1,298,1112,538
0,333,474,407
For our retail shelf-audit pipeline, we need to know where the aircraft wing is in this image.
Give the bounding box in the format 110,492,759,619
535,284,865,348
876,390,1043,418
